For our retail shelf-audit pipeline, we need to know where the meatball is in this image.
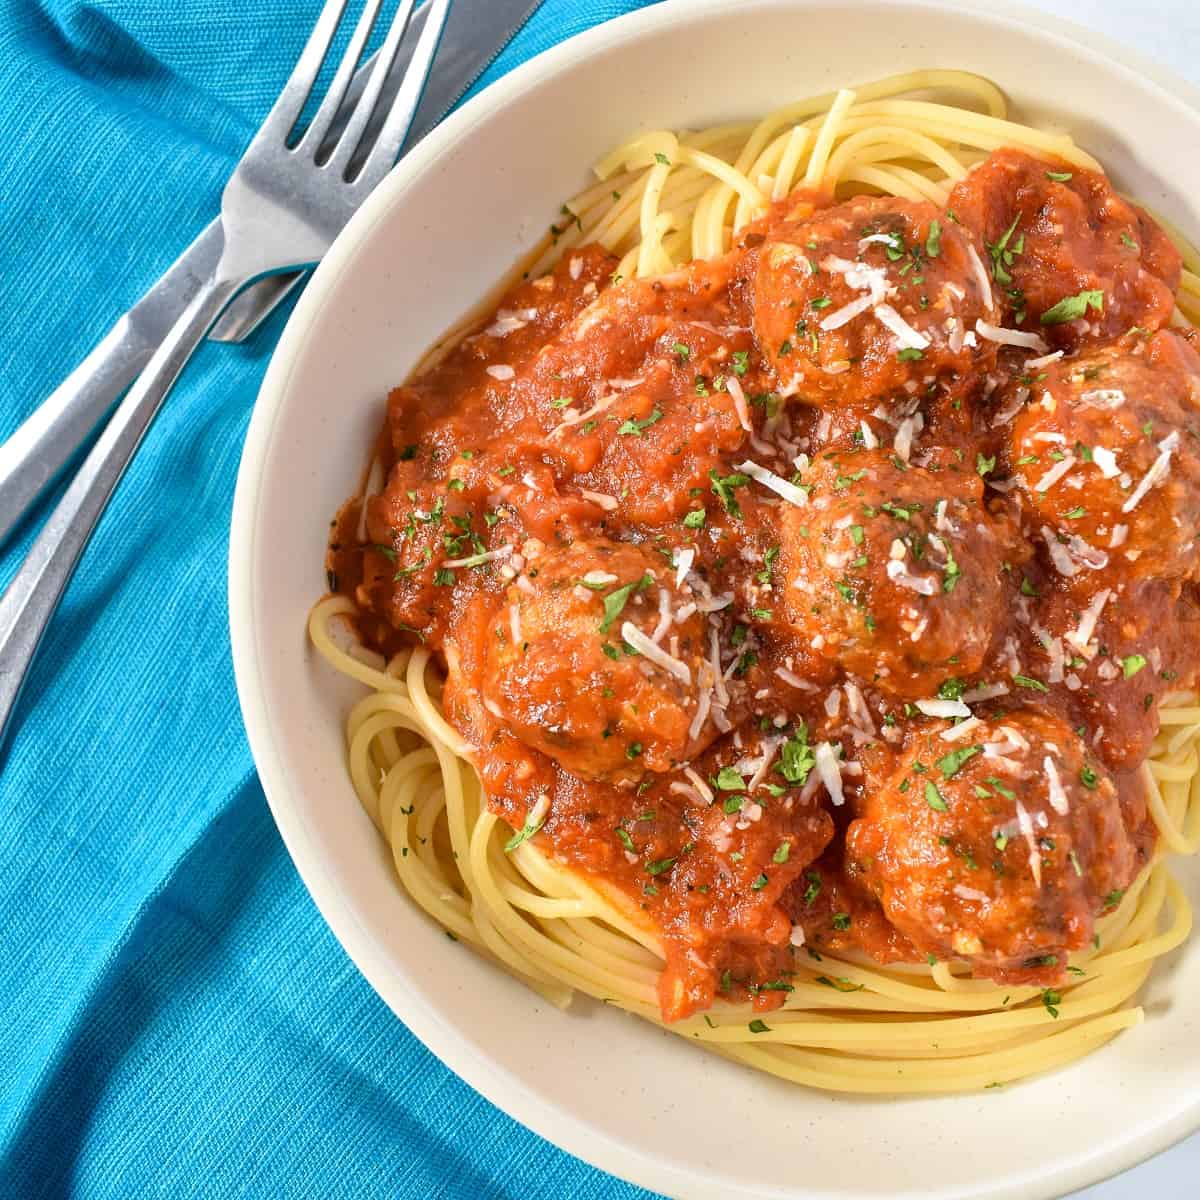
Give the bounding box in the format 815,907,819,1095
778,450,1018,697
1008,329,1200,580
753,196,996,406
947,148,1181,348
847,709,1139,978
483,540,716,782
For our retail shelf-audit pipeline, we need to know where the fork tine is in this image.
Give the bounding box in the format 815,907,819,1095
325,0,420,178
255,0,352,142
298,0,386,156
354,0,453,189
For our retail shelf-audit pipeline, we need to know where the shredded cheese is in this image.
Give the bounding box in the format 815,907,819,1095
674,547,695,590
874,303,929,350
820,293,875,331
1044,755,1070,816
965,244,994,310
1121,430,1180,513
1032,453,1076,492
737,459,809,507
620,622,692,685
814,742,845,806
726,375,753,433
975,320,1048,353
916,698,971,719
886,557,937,595
1016,798,1042,887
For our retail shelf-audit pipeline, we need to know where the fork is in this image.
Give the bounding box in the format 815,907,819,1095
0,0,453,748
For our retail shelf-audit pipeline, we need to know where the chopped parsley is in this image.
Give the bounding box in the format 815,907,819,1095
504,802,548,852
598,573,653,633
986,775,1016,800
1040,289,1104,325
709,468,750,517
1121,654,1147,679
1013,674,1049,693
925,781,948,812
617,408,663,437
938,746,981,778
776,724,816,785
942,545,961,594
715,766,745,791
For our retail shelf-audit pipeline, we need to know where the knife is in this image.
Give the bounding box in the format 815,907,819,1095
0,0,543,549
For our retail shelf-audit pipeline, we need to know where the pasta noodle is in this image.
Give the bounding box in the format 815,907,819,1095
310,71,1200,1093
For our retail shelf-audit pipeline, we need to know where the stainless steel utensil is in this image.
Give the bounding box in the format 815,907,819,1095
0,0,543,550
0,0,455,746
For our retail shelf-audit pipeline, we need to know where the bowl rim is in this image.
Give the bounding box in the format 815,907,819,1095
229,2,1200,1196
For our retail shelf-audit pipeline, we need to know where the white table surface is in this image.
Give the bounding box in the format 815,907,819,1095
1012,5,1200,1198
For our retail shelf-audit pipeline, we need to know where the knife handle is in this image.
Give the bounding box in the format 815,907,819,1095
0,273,241,750
0,317,152,545
0,223,225,549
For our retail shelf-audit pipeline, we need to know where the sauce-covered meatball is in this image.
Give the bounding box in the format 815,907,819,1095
778,450,1019,697
947,149,1182,348
483,540,717,782
753,196,996,405
847,708,1139,979
1007,329,1200,579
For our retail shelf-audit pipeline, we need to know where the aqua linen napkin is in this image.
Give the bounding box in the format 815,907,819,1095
0,2,665,1196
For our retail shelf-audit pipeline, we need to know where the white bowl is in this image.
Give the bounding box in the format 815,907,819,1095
229,2,1200,1196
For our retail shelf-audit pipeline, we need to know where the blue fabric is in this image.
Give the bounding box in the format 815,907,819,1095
0,3,665,1197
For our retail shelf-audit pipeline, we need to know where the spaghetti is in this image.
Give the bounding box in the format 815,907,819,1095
310,71,1200,1093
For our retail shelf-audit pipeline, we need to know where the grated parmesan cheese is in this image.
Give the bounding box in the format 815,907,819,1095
975,320,1048,353
620,622,692,685
737,459,809,507
1032,454,1076,492
916,698,971,719
1044,755,1069,815
814,742,845,806
875,303,930,350
1121,430,1180,513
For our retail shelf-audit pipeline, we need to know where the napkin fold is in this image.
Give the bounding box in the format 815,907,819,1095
0,2,662,1195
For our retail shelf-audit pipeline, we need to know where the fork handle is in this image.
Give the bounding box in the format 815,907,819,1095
0,221,226,550
0,273,241,751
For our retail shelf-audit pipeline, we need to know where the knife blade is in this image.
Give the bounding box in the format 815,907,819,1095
209,0,542,342
0,0,543,549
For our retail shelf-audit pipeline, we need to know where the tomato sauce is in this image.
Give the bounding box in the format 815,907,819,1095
329,150,1200,1021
